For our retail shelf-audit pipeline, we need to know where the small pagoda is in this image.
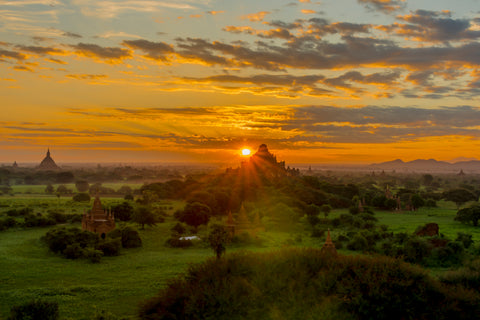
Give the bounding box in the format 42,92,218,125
82,195,115,237
37,149,59,170
320,229,337,257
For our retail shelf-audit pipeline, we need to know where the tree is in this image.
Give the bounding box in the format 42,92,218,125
72,193,91,202
320,204,332,218
75,180,89,192
207,224,231,259
455,205,480,226
56,184,71,195
112,201,134,221
410,194,425,211
56,171,74,184
132,206,157,230
305,204,320,217
45,184,54,194
422,174,434,186
176,202,211,231
443,188,477,209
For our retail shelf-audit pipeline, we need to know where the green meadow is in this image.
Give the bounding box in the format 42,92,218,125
2,193,480,318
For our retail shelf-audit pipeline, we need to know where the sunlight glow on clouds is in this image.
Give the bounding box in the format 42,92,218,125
1,0,480,163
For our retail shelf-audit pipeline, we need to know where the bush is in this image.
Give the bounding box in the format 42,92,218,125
0,217,17,230
47,210,68,223
139,249,480,320
112,201,134,222
64,243,84,259
456,232,474,249
311,225,325,238
43,227,99,258
97,238,121,256
24,214,56,227
171,222,187,235
166,236,193,248
347,233,369,251
9,299,59,320
121,226,142,248
73,192,91,202
84,248,104,263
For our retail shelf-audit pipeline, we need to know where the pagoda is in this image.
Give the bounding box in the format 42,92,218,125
320,229,337,257
37,149,59,170
82,195,115,238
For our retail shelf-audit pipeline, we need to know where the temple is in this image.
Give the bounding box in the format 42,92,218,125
320,229,337,257
82,195,115,238
37,149,59,170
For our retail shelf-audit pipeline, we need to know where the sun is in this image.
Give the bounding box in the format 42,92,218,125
241,148,251,156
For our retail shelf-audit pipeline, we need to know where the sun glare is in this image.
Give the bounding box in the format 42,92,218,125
242,148,251,156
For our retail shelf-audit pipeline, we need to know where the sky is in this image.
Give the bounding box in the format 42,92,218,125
1,0,480,165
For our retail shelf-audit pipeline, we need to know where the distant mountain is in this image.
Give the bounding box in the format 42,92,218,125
370,158,480,172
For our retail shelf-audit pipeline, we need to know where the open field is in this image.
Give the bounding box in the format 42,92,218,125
0,220,212,319
2,192,480,318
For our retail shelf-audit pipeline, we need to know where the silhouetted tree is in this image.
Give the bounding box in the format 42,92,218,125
45,184,54,194
56,171,74,184
443,188,477,209
176,202,211,231
320,204,332,218
112,201,134,222
207,224,231,259
75,180,89,192
455,204,480,226
132,206,157,230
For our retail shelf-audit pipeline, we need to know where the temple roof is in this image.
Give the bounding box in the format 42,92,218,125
37,149,59,170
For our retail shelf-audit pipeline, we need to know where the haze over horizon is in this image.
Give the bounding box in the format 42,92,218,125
2,0,480,164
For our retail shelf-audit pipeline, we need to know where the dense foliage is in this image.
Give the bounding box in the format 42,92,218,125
140,249,480,320
43,226,142,262
8,300,59,320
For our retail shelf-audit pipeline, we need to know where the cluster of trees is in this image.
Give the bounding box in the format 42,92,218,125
0,207,81,231
43,226,141,263
0,165,187,186
139,249,480,320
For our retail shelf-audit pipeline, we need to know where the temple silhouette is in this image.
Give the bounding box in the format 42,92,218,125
82,195,115,238
37,149,59,170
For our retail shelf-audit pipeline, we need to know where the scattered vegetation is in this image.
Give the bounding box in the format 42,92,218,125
140,249,480,320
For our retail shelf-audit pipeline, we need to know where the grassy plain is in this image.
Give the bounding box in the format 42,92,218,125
2,191,480,319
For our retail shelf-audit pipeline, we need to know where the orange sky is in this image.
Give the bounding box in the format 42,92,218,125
1,0,480,165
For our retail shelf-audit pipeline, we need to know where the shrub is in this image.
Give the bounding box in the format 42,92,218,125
97,238,121,256
404,237,430,264
171,222,187,235
121,226,142,248
166,236,193,248
43,227,99,257
24,214,56,227
311,225,325,238
112,201,134,222
47,210,68,223
0,217,17,230
84,248,103,263
456,232,474,249
139,249,480,320
64,243,84,259
73,192,91,202
69,214,83,223
9,299,59,320
346,233,369,251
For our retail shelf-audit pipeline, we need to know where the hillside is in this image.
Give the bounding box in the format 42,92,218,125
139,249,480,320
370,159,480,173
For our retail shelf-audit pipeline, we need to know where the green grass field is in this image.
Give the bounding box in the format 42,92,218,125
2,195,480,319
0,221,213,319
